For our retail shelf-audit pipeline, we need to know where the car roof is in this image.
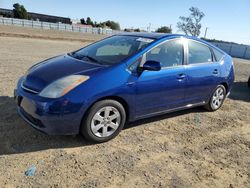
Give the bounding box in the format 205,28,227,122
116,32,184,39
116,32,225,54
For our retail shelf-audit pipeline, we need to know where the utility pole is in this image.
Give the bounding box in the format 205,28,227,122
148,23,151,32
169,24,172,33
204,27,208,38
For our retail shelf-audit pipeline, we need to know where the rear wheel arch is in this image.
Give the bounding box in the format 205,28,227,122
220,82,229,93
205,84,226,111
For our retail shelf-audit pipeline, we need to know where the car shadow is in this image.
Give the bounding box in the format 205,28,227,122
0,95,208,155
229,81,250,103
2,81,247,156
124,107,207,130
0,96,93,155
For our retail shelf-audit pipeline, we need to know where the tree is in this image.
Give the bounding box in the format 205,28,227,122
80,18,86,25
81,17,121,30
93,21,98,27
124,28,140,32
103,20,120,30
86,17,93,26
124,28,132,32
134,28,140,32
156,26,172,33
13,3,28,19
177,7,205,37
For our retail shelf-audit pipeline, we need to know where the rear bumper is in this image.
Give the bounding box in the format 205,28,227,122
14,79,85,135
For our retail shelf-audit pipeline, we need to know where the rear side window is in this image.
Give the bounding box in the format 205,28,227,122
188,41,212,64
213,48,224,62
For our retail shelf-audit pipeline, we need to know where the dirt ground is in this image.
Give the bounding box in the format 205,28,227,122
0,25,104,42
0,27,250,188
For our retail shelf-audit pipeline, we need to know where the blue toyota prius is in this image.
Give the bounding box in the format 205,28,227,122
15,33,234,142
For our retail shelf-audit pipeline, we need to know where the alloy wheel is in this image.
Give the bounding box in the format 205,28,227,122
211,87,225,110
90,106,121,138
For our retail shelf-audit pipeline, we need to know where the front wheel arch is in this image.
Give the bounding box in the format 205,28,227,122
95,96,129,120
80,99,127,142
79,96,129,133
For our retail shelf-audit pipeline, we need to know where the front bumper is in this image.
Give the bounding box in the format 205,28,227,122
14,79,85,135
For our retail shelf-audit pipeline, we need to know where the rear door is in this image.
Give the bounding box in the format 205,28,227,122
185,40,221,104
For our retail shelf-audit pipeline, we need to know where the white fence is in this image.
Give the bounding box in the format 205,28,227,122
210,42,250,60
0,17,249,60
0,17,122,35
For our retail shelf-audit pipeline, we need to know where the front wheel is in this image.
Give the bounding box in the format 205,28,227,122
205,85,226,111
81,100,126,143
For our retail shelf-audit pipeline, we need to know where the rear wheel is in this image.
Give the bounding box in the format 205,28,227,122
81,100,126,143
205,85,226,111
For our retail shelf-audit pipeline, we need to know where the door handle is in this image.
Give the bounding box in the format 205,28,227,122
177,74,186,80
213,69,218,75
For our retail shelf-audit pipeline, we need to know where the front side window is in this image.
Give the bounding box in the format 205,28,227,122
69,36,154,65
188,41,212,64
145,39,184,68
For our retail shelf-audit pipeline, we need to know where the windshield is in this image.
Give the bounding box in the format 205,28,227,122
69,35,155,65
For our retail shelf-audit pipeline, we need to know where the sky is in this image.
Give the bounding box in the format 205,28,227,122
0,0,250,45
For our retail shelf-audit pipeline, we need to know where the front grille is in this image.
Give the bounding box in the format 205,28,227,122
20,107,44,128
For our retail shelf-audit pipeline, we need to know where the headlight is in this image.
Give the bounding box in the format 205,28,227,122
39,75,89,98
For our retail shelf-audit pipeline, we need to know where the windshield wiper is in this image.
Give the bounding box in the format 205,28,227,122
68,52,111,65
81,55,99,63
69,52,100,63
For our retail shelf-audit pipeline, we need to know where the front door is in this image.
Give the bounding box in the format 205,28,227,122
134,38,187,118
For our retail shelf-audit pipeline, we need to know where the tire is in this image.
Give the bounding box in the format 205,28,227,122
205,85,226,111
248,76,250,88
81,99,126,143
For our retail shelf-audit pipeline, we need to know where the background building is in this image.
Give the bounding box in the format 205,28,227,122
0,8,71,24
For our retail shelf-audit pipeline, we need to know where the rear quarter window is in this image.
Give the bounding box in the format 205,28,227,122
213,48,224,62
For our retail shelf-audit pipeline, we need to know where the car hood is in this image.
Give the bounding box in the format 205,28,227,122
22,55,104,92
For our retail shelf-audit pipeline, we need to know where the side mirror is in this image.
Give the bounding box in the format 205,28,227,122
142,60,161,71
